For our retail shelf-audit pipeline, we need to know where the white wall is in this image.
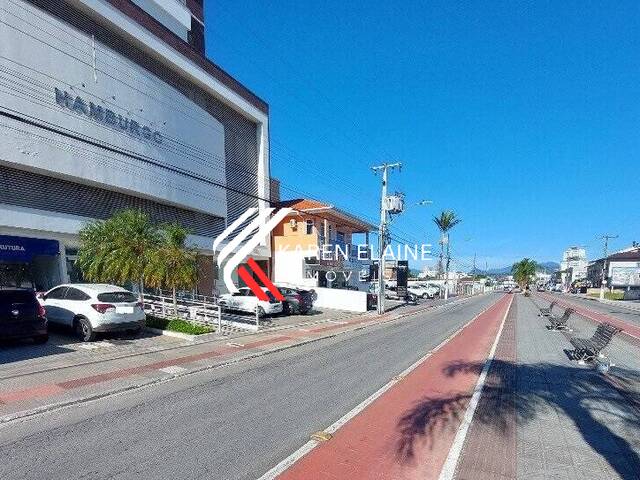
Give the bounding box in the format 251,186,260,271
308,287,369,313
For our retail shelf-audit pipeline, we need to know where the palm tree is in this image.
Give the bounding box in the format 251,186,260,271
433,210,462,275
512,258,537,289
144,223,198,315
77,209,160,302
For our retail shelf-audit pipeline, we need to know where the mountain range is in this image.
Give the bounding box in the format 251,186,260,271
470,261,560,276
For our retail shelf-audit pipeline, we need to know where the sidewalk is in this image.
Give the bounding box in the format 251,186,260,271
451,295,640,479
0,296,466,422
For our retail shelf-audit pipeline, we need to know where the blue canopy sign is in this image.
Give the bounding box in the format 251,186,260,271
0,235,59,263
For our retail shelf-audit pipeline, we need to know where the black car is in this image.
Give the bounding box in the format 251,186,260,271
0,288,48,343
278,287,314,315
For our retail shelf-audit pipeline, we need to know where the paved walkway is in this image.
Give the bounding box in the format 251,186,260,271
452,295,640,479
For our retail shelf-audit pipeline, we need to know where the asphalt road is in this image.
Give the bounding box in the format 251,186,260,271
0,293,500,480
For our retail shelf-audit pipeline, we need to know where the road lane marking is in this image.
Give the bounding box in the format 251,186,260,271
159,366,188,375
226,342,245,348
438,295,513,480
257,294,506,480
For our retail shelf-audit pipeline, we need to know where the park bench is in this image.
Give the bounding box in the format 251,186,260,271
570,322,622,363
548,307,574,331
539,300,557,317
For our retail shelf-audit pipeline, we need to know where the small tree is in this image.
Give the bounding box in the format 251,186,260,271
144,223,198,315
77,209,160,301
512,258,537,289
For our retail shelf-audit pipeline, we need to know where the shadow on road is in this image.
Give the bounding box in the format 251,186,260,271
395,360,640,479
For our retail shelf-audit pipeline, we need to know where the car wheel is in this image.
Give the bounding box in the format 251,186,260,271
75,317,96,342
127,327,142,336
282,302,291,315
33,334,48,344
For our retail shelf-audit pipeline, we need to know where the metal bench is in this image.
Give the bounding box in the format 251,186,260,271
539,300,557,317
548,307,574,331
570,322,622,363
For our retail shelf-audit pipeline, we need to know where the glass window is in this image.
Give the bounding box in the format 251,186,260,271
96,291,136,303
65,287,91,301
46,287,68,300
306,219,314,234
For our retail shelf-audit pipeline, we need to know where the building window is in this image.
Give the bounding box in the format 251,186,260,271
306,219,314,235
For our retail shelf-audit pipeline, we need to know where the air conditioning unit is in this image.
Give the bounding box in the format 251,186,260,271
289,219,297,229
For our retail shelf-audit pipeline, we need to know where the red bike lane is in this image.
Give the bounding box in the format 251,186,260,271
274,294,513,480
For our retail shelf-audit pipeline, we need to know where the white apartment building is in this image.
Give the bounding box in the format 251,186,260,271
560,246,588,287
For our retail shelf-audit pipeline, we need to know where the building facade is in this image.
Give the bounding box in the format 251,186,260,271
560,246,588,287
272,199,374,291
0,0,271,293
587,247,640,290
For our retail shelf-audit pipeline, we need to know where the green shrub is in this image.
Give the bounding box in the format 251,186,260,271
146,315,213,335
587,291,625,301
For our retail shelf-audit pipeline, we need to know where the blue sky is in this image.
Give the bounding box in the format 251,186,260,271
205,1,640,270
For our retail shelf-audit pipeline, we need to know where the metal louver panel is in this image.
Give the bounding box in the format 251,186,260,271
0,165,225,237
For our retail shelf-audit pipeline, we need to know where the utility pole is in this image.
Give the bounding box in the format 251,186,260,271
599,234,618,300
372,162,402,314
473,253,477,275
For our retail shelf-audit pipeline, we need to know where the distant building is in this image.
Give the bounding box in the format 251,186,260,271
560,246,588,287
587,247,640,289
418,265,439,279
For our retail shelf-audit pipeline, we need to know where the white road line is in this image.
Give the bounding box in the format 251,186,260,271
326,320,348,324
257,296,505,480
159,366,188,375
437,295,513,480
226,342,245,348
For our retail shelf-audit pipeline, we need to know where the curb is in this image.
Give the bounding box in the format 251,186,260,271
0,294,481,426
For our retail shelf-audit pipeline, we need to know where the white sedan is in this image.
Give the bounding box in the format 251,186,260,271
218,287,283,317
39,284,145,341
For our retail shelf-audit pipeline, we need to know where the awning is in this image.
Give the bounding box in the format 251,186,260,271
0,235,59,262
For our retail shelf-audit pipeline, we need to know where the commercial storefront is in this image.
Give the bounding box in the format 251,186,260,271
0,0,271,293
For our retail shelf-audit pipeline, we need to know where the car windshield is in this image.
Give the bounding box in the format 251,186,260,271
96,292,137,303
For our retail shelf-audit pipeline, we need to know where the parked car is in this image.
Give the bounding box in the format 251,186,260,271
407,284,431,298
418,283,440,298
218,287,283,317
422,283,440,298
38,284,145,342
0,288,48,344
277,286,314,315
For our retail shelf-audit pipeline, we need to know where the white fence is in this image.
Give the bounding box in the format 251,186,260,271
142,292,266,334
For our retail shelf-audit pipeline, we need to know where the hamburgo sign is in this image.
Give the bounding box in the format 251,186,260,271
54,88,163,144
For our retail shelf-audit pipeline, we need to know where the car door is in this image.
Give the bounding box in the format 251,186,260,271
59,287,90,326
241,288,258,313
41,287,68,324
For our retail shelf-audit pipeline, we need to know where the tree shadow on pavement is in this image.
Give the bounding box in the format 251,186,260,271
395,360,640,479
